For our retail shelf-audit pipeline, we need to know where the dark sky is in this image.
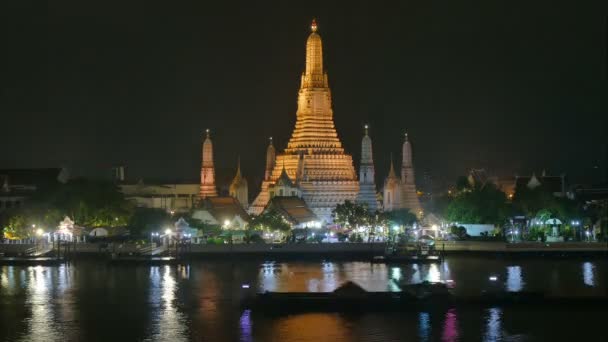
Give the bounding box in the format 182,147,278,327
1,0,606,190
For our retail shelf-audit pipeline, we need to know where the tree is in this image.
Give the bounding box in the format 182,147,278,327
128,207,172,236
386,209,417,227
2,214,31,240
446,182,509,226
249,209,291,233
332,200,369,228
513,185,579,236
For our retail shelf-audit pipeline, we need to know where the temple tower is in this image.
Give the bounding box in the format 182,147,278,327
199,129,218,198
229,157,248,209
383,156,401,211
357,125,377,211
265,137,276,181
249,20,359,222
400,132,422,215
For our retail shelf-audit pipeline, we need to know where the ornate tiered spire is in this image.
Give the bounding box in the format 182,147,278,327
401,131,414,183
304,18,323,84
265,137,276,181
249,20,359,222
230,156,248,209
399,131,421,215
357,124,377,210
199,129,218,198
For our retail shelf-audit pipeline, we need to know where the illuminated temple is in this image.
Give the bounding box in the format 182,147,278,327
249,20,359,222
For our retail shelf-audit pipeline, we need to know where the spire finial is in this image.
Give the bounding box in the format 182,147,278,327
404,131,409,142
205,128,210,139
364,124,369,136
269,136,273,145
311,18,317,32
236,156,241,177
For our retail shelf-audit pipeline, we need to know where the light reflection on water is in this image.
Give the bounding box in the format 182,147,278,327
418,312,431,342
0,257,605,341
442,308,459,342
484,307,502,341
506,266,524,292
583,262,595,286
146,265,188,342
21,266,61,342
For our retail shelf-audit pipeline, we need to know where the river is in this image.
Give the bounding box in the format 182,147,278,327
0,256,606,341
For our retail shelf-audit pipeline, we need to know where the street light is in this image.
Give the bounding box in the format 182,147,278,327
36,229,44,236
165,228,172,235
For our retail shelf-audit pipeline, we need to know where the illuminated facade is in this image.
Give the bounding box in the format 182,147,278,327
249,20,359,222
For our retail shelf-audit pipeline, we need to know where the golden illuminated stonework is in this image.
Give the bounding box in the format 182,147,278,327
199,129,218,199
250,20,359,222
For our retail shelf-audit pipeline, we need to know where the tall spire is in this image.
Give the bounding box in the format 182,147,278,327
398,131,421,215
230,156,248,209
357,124,377,210
360,125,373,164
264,137,276,181
388,154,397,178
200,129,217,198
235,156,242,179
249,20,359,222
303,18,325,87
402,131,413,169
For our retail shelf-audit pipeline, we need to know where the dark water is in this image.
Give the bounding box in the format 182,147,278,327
0,256,606,341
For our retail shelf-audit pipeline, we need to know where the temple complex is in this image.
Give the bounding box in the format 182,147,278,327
249,20,359,222
229,158,248,209
356,125,378,211
199,129,218,199
383,133,422,215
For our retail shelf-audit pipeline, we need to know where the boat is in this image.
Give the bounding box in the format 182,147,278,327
107,255,181,265
0,257,64,266
372,237,443,263
242,281,608,312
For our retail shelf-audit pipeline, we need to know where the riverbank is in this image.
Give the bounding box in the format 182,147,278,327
1,241,606,259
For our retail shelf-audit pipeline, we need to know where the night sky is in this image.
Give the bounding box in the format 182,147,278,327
1,0,606,190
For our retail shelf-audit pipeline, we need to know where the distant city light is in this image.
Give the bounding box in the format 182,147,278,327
489,276,498,281
241,284,250,289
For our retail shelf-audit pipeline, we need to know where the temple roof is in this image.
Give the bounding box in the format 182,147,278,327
267,196,318,225
515,174,565,194
275,166,294,187
201,196,250,222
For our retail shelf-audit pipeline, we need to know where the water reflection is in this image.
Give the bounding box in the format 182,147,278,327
147,266,187,342
484,307,502,341
22,266,60,342
239,309,253,342
582,262,595,287
418,312,431,342
411,264,422,283
260,262,279,292
442,308,459,342
506,266,523,292
426,263,441,283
